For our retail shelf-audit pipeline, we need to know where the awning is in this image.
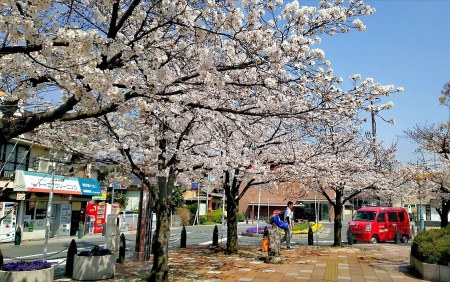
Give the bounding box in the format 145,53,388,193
13,170,102,196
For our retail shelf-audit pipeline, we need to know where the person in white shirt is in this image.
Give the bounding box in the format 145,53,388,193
280,201,294,249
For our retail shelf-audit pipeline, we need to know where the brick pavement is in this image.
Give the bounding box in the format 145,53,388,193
54,243,428,281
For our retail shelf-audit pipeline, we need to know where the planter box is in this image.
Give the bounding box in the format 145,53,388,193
73,254,115,281
0,266,54,282
410,255,450,282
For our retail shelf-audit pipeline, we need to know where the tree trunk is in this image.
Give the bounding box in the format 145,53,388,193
225,170,240,254
148,174,174,282
265,228,281,263
440,199,450,228
333,191,343,246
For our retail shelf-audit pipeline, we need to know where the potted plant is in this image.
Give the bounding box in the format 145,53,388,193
72,245,115,280
0,260,54,282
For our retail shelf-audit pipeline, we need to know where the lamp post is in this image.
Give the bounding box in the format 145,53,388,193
256,187,261,233
418,182,425,232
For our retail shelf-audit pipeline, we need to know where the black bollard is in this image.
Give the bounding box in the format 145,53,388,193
14,227,21,246
394,226,400,244
118,233,126,263
347,226,354,245
308,225,314,246
180,225,187,248
0,248,3,269
65,239,77,277
212,225,219,246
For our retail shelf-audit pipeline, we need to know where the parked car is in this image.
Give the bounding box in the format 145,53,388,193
347,207,411,244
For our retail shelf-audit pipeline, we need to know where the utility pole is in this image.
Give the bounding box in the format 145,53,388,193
43,150,56,259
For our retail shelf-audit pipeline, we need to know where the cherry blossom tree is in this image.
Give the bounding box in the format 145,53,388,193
3,0,409,280
405,80,450,227
294,113,399,246
0,0,379,146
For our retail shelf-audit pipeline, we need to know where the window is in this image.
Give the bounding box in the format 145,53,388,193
353,211,376,221
398,212,405,222
0,142,29,179
388,212,398,222
377,212,386,222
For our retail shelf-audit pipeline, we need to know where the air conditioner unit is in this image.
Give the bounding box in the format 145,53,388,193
38,160,52,173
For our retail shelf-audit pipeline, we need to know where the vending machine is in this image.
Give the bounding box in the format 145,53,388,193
58,203,71,236
0,202,17,242
86,203,106,234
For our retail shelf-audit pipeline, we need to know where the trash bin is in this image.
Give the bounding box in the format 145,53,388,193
77,228,84,239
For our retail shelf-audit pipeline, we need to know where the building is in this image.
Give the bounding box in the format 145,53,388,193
0,133,102,241
239,181,336,223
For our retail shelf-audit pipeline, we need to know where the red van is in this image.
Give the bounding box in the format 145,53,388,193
347,207,411,244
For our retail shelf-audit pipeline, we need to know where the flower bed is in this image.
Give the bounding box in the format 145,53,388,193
72,245,115,280
245,225,272,234
0,260,54,282
280,223,323,235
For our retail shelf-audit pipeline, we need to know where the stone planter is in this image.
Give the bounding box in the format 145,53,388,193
410,255,450,282
73,254,115,281
0,266,54,282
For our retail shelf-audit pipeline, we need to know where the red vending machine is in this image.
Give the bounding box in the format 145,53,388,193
86,203,106,234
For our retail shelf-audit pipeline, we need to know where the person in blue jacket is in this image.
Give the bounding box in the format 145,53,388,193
280,201,294,249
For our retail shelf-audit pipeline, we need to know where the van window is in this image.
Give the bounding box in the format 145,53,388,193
354,211,376,221
377,212,386,222
388,212,398,222
399,212,405,222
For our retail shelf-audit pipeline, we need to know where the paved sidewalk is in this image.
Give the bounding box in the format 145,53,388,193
55,243,427,281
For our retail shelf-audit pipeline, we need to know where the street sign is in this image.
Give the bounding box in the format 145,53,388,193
191,182,199,189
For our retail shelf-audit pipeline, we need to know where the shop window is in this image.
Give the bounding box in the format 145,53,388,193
35,201,47,220
24,200,36,232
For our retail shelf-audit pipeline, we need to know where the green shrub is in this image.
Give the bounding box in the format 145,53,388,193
237,212,245,222
292,223,310,232
411,226,450,265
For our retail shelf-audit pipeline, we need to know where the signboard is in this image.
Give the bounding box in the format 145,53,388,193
16,193,26,200
191,182,199,189
92,188,107,201
113,182,127,190
14,170,102,196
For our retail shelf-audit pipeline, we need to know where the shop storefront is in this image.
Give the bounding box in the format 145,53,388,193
12,170,102,240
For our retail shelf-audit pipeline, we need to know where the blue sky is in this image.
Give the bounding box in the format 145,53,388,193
315,0,450,165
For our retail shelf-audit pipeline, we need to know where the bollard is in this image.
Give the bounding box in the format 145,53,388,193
0,248,3,269
65,239,77,277
130,218,135,232
394,226,400,244
180,225,187,248
411,225,415,237
212,225,219,246
14,227,21,246
308,225,313,246
118,233,126,263
347,226,354,245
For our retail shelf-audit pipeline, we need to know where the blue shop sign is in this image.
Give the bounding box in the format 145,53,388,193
78,178,102,196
